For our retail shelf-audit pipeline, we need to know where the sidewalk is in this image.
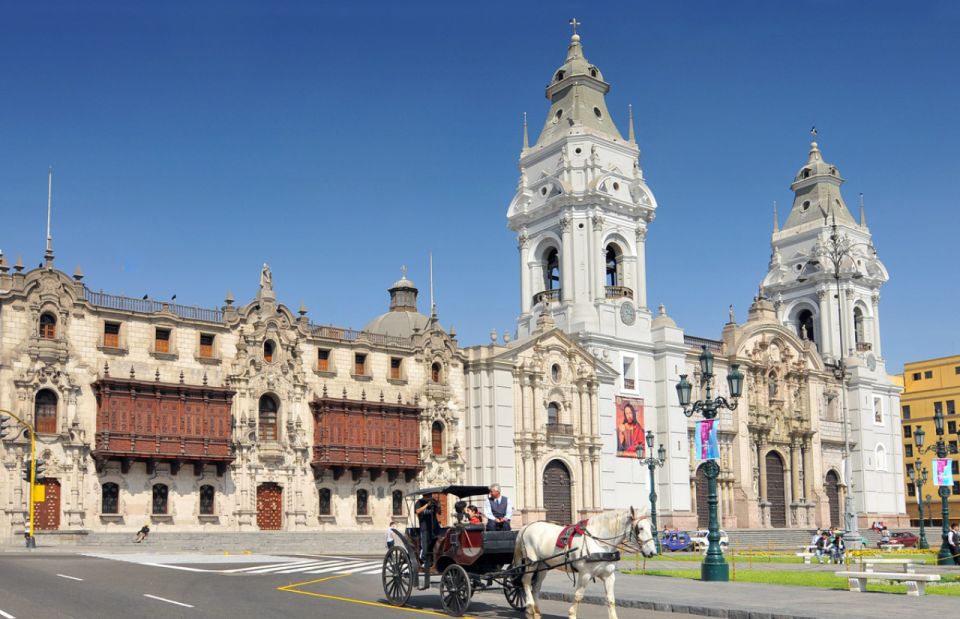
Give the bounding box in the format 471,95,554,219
538,570,959,619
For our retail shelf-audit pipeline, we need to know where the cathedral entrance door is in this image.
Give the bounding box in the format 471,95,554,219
34,479,61,530
765,452,787,528
543,460,572,524
256,483,283,530
825,470,840,528
695,465,709,528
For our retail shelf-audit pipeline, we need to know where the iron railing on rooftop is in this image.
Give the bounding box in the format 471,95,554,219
309,324,408,347
83,287,224,323
684,335,723,351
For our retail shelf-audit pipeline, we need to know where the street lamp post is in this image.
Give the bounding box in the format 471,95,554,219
924,494,933,532
908,461,930,549
913,409,958,565
799,213,876,545
676,345,744,582
639,430,667,554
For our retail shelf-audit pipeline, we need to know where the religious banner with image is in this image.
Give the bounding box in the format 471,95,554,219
615,396,645,458
933,459,953,486
695,420,720,461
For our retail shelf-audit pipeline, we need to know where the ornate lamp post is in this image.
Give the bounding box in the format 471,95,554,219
676,345,744,582
913,408,958,565
639,430,667,553
907,461,930,549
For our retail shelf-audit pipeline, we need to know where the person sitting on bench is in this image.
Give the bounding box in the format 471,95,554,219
484,484,513,531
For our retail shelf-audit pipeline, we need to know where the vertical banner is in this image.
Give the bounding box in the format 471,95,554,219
695,420,720,461
615,396,645,458
933,459,953,486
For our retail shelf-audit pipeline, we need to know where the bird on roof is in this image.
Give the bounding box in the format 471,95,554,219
142,294,148,300
171,294,177,301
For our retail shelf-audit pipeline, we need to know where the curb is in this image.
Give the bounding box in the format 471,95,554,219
537,590,819,619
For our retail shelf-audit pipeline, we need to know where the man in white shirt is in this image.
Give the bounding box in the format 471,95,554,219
483,484,513,531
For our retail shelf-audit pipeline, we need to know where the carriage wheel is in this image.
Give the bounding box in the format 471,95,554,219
503,571,526,611
439,564,472,616
382,546,414,607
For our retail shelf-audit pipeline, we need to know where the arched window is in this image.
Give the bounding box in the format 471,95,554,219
392,490,404,516
431,362,442,383
545,248,560,291
431,421,444,456
356,489,368,516
605,244,623,287
853,307,865,346
102,482,119,515
258,394,279,442
875,443,887,471
152,484,169,515
796,309,815,343
547,401,559,425
34,390,58,434
319,488,332,516
199,485,215,515
39,313,57,339
263,340,275,363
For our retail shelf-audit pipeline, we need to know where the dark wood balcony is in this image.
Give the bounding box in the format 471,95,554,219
533,289,561,305
92,377,235,476
309,396,423,482
605,285,634,300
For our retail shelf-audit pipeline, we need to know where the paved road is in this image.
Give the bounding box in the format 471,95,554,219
0,552,699,619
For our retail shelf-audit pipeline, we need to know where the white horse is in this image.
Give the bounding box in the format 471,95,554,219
512,507,656,619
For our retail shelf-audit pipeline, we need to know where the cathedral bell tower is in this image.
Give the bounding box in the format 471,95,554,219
508,29,657,338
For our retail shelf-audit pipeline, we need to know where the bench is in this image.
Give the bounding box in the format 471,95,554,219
860,558,922,574
795,552,815,564
879,543,905,551
835,570,940,596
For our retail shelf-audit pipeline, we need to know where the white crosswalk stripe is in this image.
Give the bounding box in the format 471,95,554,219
84,553,386,577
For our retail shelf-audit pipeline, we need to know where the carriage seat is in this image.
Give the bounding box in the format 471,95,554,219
482,529,518,553
462,524,484,532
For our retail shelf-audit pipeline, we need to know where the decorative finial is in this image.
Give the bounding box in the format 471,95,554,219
361,388,366,401
398,392,403,404
728,304,735,324
522,112,529,150
322,383,328,397
129,366,136,379
379,390,384,403
569,17,581,37
45,166,55,266
14,255,24,273
400,264,408,279
773,201,779,233
859,193,867,227
658,303,666,316
202,371,208,386
225,290,234,306
342,387,347,399
298,302,307,317
179,370,185,384
104,361,110,377
490,328,498,344
155,368,161,382
0,251,7,274
628,104,635,143
73,265,84,281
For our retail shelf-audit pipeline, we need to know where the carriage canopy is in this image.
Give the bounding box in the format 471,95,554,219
404,485,492,499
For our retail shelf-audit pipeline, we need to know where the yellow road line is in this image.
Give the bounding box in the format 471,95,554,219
277,573,477,618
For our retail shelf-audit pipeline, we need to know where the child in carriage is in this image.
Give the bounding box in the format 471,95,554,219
465,505,482,525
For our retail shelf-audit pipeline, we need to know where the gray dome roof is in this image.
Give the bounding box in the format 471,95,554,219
363,310,429,338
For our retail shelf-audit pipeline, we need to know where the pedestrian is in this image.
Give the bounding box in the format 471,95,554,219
414,491,440,583
948,524,960,566
878,527,890,549
814,532,829,564
483,484,513,531
809,528,822,552
135,522,150,543
830,533,846,564
386,521,396,550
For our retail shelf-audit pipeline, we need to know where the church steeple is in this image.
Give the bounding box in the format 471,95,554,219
782,139,856,231
534,26,623,147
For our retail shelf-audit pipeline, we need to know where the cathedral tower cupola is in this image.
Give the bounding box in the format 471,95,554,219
388,269,418,312
535,27,624,147
364,267,429,338
783,139,856,230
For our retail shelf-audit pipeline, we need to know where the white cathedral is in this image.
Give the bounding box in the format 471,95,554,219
0,29,906,542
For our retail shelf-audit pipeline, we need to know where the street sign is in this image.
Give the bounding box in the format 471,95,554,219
32,485,45,503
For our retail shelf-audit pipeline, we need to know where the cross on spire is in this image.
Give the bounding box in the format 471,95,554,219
569,17,581,36
400,264,408,278
810,125,818,138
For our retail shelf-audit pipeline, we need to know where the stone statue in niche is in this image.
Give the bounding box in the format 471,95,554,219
768,375,778,399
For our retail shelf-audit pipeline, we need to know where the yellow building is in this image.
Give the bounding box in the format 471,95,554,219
900,355,960,526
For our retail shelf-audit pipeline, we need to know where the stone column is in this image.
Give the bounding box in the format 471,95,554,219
790,441,802,502
519,234,531,314
634,225,648,307
802,441,814,504
592,213,605,301
591,456,601,509
871,293,882,358
530,377,541,432
844,288,856,356
757,442,768,503
817,288,831,356
560,215,573,300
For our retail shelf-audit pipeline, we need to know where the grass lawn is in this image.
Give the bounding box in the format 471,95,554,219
626,552,938,565
621,567,960,596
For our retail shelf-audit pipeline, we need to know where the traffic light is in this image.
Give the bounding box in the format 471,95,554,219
34,459,47,479
0,415,12,440
22,459,32,482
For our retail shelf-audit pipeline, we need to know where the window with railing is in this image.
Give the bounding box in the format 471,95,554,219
103,322,121,348
155,328,171,353
390,357,402,380
39,313,57,339
317,349,331,372
431,421,444,456
259,394,279,442
34,389,58,434
199,333,215,358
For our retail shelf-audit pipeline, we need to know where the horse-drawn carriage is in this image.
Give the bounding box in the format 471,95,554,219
382,484,659,617
381,485,526,616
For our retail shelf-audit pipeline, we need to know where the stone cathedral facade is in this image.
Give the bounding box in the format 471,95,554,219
0,28,907,542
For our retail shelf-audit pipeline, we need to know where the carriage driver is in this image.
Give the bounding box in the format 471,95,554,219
483,484,513,531
414,491,441,574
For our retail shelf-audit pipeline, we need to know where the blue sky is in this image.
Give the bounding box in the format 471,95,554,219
1,1,957,372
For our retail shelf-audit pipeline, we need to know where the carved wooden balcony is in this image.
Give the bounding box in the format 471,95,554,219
92,377,235,476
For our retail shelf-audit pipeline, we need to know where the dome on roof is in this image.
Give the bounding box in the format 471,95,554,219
391,275,416,290
363,310,429,338
793,142,843,183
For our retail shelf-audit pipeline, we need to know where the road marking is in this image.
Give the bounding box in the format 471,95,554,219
246,560,332,574
302,560,375,574
56,574,84,581
141,562,211,573
0,609,15,618
144,594,194,608
278,575,476,618
222,559,318,573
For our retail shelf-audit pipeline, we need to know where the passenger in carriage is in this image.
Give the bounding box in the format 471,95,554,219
465,505,482,525
484,483,513,531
